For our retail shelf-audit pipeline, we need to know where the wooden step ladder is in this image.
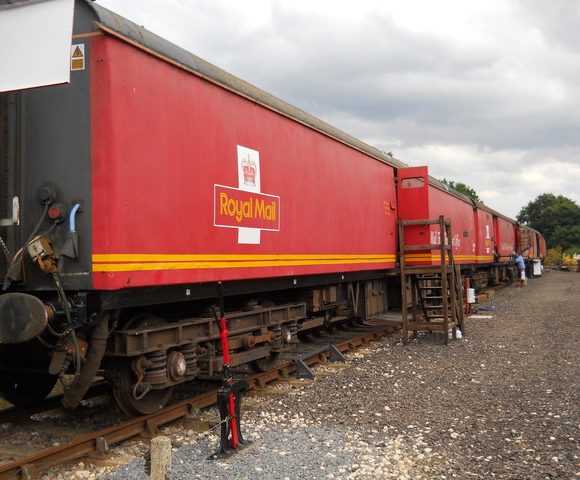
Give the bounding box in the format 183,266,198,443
398,215,465,344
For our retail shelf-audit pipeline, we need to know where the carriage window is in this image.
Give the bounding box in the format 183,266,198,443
401,177,425,188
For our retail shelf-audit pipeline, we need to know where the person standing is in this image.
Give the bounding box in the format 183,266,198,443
514,253,526,287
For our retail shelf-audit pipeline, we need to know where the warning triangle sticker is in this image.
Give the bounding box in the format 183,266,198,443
72,46,83,58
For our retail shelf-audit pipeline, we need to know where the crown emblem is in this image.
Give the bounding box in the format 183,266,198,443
242,155,257,186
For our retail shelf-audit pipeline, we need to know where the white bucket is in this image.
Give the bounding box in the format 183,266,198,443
448,329,463,339
467,288,476,304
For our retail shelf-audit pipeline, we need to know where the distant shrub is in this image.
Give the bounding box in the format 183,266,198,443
545,247,563,265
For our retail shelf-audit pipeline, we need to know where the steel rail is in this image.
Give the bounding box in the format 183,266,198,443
0,326,393,480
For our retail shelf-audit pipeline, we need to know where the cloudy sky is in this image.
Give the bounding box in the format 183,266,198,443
98,0,580,218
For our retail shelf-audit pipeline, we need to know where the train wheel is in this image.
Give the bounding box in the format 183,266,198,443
249,351,281,372
111,359,173,416
0,371,57,407
110,314,173,416
0,340,57,407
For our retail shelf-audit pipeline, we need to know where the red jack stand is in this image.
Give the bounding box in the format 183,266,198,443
464,276,473,315
211,283,249,457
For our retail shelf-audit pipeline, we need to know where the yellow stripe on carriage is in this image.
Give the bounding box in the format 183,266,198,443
92,254,397,272
93,253,396,262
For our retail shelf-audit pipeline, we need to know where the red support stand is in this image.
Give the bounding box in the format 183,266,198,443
211,282,249,457
464,276,472,315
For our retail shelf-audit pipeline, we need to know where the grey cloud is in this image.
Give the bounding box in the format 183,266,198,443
518,0,580,53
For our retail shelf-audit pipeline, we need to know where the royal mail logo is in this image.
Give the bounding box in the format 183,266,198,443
214,185,280,230
214,146,280,244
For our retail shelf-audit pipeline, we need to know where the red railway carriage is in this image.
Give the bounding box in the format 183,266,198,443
90,34,397,290
473,208,495,264
429,186,477,264
523,227,545,260
517,225,539,259
493,214,517,261
397,166,476,265
0,0,404,414
515,225,546,277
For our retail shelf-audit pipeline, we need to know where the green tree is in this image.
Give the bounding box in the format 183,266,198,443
441,178,480,201
551,225,580,253
517,193,580,250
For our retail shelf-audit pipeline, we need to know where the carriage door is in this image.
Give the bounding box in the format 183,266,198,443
396,166,430,251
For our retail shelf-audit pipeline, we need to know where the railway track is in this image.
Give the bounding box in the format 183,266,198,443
0,324,397,480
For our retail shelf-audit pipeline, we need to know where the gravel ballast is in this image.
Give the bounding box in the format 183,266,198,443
50,271,580,479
